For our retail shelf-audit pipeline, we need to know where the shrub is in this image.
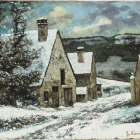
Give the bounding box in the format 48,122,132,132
111,69,132,82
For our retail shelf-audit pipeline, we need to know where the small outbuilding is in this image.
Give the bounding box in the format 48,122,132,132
76,87,88,102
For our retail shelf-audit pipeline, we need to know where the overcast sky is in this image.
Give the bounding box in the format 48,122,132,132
2,1,140,38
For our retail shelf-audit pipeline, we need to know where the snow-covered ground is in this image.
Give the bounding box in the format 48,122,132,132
0,78,139,139
97,78,130,97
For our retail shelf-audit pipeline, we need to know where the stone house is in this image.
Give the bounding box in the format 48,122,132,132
130,55,140,104
17,18,77,107
67,47,97,102
0,17,97,107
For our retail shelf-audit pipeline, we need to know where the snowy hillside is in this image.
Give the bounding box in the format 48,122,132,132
0,78,139,139
96,56,136,82
62,36,109,46
114,34,140,45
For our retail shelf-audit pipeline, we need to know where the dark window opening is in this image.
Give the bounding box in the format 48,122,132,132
61,69,65,85
44,91,48,101
52,86,58,92
79,95,85,98
97,88,101,91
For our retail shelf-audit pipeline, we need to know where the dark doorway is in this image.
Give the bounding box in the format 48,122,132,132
64,88,73,106
52,86,59,107
44,91,48,101
76,94,85,102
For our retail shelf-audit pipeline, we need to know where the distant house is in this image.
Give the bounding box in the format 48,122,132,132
67,47,97,102
14,18,76,107
130,55,140,104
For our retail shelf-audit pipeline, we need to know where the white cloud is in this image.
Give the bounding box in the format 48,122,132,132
66,18,112,38
127,15,133,19
47,7,73,34
26,6,73,37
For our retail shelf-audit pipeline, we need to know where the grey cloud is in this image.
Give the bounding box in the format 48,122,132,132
122,11,140,26
120,6,130,11
87,4,130,22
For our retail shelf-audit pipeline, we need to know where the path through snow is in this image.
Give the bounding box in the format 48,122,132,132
0,78,139,139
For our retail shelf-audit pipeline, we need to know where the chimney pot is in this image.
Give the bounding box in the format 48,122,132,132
37,17,48,42
77,47,84,63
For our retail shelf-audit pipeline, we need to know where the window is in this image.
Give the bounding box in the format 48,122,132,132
61,69,65,85
44,91,48,101
52,86,58,92
79,95,85,98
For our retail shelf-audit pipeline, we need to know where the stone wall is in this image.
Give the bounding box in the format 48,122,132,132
133,57,140,104
90,53,97,99
75,74,90,87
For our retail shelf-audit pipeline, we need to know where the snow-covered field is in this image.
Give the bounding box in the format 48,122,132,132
97,78,130,97
0,78,140,139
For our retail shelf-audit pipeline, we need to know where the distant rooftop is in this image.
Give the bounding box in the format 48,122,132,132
67,52,93,74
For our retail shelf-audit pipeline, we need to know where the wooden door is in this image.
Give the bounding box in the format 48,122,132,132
64,88,73,106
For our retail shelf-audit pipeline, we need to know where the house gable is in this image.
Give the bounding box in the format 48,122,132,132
43,32,76,85
39,32,76,106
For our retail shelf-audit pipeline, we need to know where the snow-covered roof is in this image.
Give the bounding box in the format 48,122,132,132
12,29,58,86
37,17,47,20
67,52,93,74
76,87,87,95
77,46,84,50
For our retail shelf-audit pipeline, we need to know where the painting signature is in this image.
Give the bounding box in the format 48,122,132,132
126,131,140,137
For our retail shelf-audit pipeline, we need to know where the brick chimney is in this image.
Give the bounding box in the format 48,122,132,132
37,17,48,42
77,47,84,63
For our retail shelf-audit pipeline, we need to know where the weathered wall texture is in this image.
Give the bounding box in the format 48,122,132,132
77,51,84,63
38,33,76,107
132,57,140,104
38,24,48,42
90,53,97,99
130,78,136,104
75,74,90,87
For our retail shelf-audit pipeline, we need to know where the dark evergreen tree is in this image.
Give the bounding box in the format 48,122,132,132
0,2,41,105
